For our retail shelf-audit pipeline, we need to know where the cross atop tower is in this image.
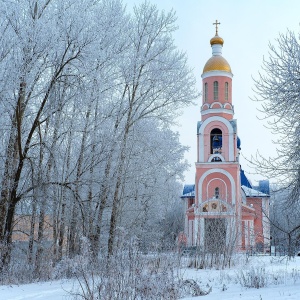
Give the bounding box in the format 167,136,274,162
213,20,220,35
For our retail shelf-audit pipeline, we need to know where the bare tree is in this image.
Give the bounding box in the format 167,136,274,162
0,0,101,268
0,0,197,281
268,188,300,257
252,29,300,203
106,1,197,257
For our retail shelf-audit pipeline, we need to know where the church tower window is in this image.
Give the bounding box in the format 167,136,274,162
215,187,220,199
210,128,222,154
225,82,228,101
213,81,218,100
204,82,208,102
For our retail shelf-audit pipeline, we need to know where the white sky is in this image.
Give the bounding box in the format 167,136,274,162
126,0,300,185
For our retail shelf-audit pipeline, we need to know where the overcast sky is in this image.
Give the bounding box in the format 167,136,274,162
126,0,300,185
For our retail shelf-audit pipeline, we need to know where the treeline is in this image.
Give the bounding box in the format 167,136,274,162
0,0,197,279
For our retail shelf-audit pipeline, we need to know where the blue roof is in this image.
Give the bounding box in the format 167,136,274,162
181,184,195,198
240,168,252,188
253,180,270,195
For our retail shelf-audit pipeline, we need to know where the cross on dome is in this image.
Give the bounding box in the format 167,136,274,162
213,20,220,35
203,20,231,74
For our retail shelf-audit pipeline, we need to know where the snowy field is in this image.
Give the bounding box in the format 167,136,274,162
1,256,300,300
181,255,300,300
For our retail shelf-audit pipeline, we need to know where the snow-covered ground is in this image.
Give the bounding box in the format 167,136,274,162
1,256,299,300
181,255,300,300
0,279,73,300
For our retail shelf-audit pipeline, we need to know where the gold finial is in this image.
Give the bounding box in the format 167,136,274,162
213,19,220,35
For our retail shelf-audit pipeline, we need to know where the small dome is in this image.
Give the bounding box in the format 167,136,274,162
203,56,231,73
210,35,224,46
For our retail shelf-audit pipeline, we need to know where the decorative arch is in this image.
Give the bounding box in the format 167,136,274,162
210,102,222,109
198,168,236,204
198,116,234,161
202,103,210,110
207,177,228,201
201,108,234,116
223,103,233,109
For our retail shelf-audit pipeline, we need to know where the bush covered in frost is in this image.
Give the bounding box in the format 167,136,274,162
237,266,268,289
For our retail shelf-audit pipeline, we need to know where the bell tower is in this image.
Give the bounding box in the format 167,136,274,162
181,22,270,254
194,22,241,248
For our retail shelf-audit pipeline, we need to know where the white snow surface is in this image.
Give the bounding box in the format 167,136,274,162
0,279,74,300
0,256,300,300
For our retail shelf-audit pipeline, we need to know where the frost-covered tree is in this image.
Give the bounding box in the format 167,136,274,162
0,0,100,267
0,0,128,269
116,120,188,250
252,29,300,203
0,0,198,278
105,2,197,256
268,188,300,257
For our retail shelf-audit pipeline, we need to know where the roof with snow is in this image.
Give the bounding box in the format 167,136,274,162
241,185,269,197
181,184,195,198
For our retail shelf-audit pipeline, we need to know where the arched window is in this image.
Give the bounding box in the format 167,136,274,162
215,187,219,199
213,81,218,100
210,128,222,154
225,82,228,101
204,82,208,102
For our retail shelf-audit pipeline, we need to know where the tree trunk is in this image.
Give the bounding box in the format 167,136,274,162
27,200,37,264
68,109,91,257
107,109,132,257
34,196,46,277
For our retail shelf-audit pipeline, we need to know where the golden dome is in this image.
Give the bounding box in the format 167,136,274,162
210,35,224,46
203,55,231,73
203,56,231,73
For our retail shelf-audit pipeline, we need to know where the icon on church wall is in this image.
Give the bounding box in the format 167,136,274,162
211,202,217,210
222,204,227,212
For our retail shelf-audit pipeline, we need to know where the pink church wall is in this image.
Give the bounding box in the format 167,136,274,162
201,112,233,122
198,172,232,203
195,166,241,207
202,76,232,105
246,197,264,245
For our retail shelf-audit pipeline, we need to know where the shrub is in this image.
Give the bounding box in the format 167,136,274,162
237,267,268,289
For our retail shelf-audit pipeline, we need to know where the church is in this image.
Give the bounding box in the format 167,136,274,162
181,22,270,253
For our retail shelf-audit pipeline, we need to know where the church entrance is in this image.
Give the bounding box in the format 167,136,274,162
204,218,226,253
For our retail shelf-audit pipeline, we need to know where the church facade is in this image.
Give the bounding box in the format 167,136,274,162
181,24,270,253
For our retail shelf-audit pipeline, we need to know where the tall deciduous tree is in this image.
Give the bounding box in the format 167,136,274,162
106,2,197,256
0,0,104,267
0,0,198,277
269,188,300,257
252,29,300,203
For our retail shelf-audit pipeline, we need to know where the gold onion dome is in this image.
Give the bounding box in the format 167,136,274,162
210,34,224,46
202,31,231,74
203,56,231,73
